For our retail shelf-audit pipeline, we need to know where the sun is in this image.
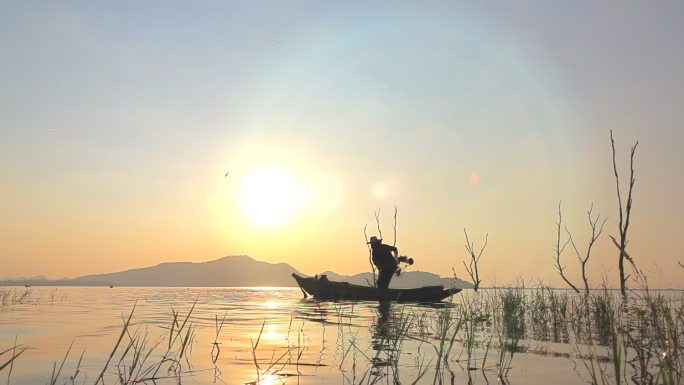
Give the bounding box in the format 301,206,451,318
239,166,302,226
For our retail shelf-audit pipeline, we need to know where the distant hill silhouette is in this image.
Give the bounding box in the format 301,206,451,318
0,255,473,289
0,275,49,281
70,255,303,287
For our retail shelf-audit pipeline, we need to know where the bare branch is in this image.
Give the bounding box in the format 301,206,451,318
553,202,580,294
463,228,486,291
610,130,624,245
610,130,639,295
623,141,639,242
477,234,489,261
372,209,382,287
374,209,383,241
392,205,398,247
462,260,473,280
566,204,607,295
585,205,608,264
363,224,376,286
565,228,582,263
609,235,636,267
608,233,647,287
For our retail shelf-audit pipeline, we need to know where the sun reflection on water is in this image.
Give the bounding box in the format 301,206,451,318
246,371,283,385
261,324,284,341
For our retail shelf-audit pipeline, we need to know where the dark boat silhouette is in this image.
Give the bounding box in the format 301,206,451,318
292,273,461,302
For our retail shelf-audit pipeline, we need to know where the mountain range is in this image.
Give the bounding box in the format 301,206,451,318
0,255,473,289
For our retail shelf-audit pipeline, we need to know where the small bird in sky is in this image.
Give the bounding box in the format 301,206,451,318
224,171,230,178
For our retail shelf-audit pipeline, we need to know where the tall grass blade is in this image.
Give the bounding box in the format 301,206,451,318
94,302,136,385
49,340,73,385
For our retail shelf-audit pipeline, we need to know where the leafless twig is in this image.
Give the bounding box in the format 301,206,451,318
392,205,398,247
463,228,487,292
553,202,580,294
608,234,644,285
565,204,607,295
610,129,638,295
364,225,376,286
374,209,383,241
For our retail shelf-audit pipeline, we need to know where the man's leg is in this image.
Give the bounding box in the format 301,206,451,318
376,269,389,289
377,265,397,289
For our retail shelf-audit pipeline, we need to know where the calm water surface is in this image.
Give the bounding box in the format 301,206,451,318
0,287,617,384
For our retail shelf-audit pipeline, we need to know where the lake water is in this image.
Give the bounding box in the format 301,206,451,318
1,286,679,385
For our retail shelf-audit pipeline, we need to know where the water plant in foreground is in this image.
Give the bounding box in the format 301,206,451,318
1,339,27,384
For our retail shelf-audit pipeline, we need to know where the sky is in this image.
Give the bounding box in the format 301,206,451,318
1,2,682,288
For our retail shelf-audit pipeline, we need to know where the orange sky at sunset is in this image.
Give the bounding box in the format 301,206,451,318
1,2,683,288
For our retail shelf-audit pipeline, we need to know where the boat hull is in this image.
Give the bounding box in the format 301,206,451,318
291,273,461,302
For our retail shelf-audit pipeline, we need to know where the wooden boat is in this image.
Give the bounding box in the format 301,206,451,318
291,273,461,302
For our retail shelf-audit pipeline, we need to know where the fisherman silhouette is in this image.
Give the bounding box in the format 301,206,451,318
367,236,399,289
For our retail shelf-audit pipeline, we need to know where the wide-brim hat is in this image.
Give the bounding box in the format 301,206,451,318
367,236,382,244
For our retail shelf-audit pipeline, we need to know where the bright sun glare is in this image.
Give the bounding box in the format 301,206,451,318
240,166,301,226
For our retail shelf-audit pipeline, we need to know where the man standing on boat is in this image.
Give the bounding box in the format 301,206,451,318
367,236,399,289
